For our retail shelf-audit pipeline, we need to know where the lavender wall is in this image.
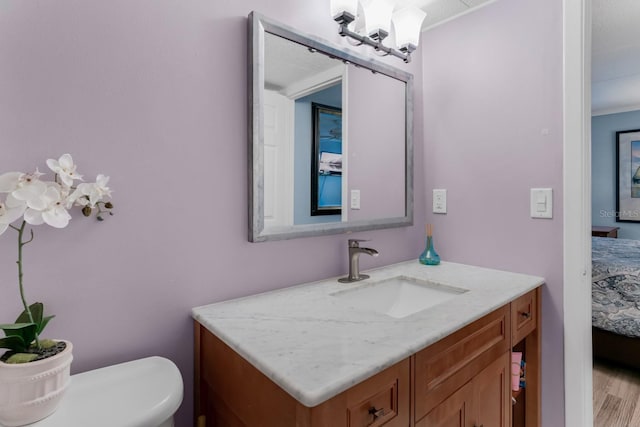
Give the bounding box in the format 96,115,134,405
0,1,424,425
421,0,565,425
347,66,406,221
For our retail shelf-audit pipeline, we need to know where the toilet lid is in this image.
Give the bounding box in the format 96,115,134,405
28,356,183,427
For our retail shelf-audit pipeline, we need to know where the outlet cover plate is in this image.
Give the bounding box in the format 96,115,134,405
433,189,447,214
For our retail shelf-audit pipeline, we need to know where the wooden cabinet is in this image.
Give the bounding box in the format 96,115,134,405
474,352,511,427
195,287,541,427
414,305,511,427
415,380,473,427
195,327,409,427
512,290,537,345
416,353,510,427
592,226,619,238
511,289,541,427
414,305,510,421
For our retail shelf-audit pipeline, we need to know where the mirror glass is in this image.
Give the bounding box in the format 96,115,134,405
249,12,413,242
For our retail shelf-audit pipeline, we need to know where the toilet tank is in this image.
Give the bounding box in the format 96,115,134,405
27,356,183,427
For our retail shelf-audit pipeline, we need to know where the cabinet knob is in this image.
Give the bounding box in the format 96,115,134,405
368,406,386,419
520,311,531,319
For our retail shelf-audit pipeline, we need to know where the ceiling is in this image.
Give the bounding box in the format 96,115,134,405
592,0,640,115
264,32,340,93
397,0,497,31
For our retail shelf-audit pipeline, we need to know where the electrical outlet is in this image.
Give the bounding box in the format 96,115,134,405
433,189,447,214
351,189,361,209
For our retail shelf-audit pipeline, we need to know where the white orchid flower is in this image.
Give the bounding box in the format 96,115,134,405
23,184,72,229
0,194,27,236
0,170,48,211
0,172,24,193
0,170,46,197
46,154,83,187
70,174,112,208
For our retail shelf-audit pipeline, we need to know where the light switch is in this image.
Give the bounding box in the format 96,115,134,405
350,189,360,210
433,189,447,214
536,194,547,212
530,188,552,219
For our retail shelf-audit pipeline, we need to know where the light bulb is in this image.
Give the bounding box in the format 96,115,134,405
330,0,359,20
361,0,396,39
392,7,427,51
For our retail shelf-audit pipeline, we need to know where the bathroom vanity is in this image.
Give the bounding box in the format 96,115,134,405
193,261,542,427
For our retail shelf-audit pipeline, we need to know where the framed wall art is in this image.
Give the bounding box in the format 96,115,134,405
616,129,640,222
311,103,342,216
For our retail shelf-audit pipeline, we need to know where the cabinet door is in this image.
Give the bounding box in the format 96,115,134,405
473,352,511,427
414,305,510,420
416,382,474,427
417,352,511,427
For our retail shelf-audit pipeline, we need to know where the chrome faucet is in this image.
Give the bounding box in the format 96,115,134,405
338,239,379,283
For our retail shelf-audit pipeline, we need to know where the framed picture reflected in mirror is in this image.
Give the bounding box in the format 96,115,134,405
311,103,342,216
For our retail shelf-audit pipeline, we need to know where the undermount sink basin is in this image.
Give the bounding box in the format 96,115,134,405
331,275,468,319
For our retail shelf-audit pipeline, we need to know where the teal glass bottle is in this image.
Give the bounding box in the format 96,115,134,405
419,226,440,265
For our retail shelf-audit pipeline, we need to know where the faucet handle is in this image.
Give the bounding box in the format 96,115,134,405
348,239,370,247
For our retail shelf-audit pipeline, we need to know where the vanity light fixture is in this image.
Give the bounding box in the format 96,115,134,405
330,0,426,63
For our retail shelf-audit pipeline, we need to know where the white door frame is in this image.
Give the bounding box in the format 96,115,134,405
563,0,592,426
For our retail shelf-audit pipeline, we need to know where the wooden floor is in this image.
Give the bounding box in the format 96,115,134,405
594,359,640,426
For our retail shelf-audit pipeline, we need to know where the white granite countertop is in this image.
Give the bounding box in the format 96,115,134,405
192,260,544,407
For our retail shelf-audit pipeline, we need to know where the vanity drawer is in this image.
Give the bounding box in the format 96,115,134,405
311,358,410,427
347,379,399,427
413,304,510,421
511,289,537,344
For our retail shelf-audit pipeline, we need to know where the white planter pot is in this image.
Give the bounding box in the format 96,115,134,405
0,340,73,427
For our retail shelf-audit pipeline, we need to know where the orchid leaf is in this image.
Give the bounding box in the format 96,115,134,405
0,335,27,352
15,302,44,324
14,311,30,324
0,323,37,349
0,322,35,330
14,303,52,336
37,315,55,335
31,302,44,324
0,323,37,335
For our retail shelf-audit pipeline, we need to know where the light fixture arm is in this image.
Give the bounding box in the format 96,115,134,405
333,12,414,63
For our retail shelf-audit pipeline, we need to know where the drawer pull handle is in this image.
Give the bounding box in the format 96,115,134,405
368,406,386,419
520,311,531,319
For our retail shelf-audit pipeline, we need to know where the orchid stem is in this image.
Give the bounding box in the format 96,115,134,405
16,220,39,348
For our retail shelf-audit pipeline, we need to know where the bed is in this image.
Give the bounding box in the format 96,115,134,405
592,236,640,369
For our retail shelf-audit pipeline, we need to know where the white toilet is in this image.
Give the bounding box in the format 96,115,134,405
27,356,183,427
